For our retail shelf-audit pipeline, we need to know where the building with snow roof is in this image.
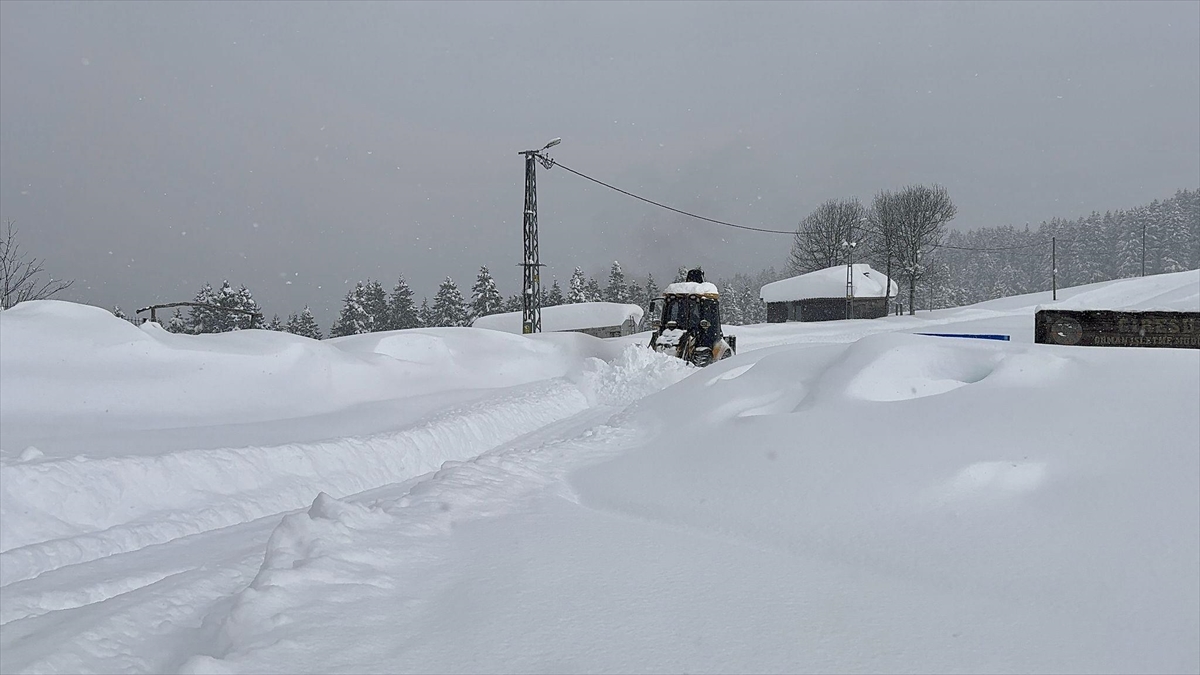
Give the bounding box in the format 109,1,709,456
760,264,898,322
471,302,644,338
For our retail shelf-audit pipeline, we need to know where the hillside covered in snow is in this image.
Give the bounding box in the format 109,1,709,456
1,271,1198,674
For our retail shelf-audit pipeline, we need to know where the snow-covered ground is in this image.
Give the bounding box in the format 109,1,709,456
2,271,1198,674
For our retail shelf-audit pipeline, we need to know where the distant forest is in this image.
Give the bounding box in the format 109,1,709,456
932,189,1199,309
108,188,1198,334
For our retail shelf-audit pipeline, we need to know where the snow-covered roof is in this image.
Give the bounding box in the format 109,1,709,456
662,281,720,296
760,264,899,303
471,302,644,334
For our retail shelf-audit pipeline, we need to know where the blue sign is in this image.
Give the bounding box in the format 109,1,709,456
916,332,1011,342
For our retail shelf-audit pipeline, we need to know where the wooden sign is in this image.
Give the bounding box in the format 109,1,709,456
1035,309,1200,349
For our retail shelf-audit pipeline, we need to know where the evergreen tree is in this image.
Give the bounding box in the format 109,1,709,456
546,280,565,306
388,276,420,330
644,274,659,304
185,283,218,333
431,277,469,327
112,305,128,321
674,267,689,283
469,266,504,320
626,280,646,309
362,279,389,332
166,309,187,334
330,283,371,337
186,280,261,333
567,267,587,303
502,293,523,313
267,314,284,331
233,284,263,330
417,298,432,328
721,282,743,325
605,261,628,303
584,277,603,302
286,306,323,339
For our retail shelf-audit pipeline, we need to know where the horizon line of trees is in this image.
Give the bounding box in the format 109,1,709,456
788,187,1198,314
27,186,1197,336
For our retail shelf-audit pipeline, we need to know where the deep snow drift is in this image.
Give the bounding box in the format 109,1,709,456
2,271,1198,674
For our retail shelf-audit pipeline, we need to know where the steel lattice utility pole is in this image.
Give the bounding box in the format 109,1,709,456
519,152,542,333
517,138,560,334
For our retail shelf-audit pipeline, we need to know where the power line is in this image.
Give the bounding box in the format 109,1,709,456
933,240,1047,252
545,155,1082,254
547,158,797,235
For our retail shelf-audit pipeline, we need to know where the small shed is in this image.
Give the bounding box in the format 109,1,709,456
760,264,898,323
471,302,644,338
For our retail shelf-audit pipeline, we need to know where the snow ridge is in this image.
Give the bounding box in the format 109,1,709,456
0,378,591,587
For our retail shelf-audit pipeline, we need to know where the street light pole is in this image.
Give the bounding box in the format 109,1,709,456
517,138,560,334
1141,219,1147,277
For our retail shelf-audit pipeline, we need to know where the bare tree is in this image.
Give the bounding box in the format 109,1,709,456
789,197,867,275
891,185,957,315
864,190,903,313
1,221,74,310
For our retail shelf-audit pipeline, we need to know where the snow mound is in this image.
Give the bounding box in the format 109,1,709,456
569,345,695,409
471,302,643,334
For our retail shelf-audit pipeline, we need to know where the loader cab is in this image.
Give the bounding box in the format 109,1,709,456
660,294,721,342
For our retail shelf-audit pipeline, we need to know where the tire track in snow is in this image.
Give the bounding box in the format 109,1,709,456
0,378,591,587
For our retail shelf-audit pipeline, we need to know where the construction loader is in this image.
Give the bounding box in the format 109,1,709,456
647,269,736,366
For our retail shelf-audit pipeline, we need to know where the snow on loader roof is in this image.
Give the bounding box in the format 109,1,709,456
662,281,720,296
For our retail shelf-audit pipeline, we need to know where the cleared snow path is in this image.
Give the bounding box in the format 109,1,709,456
0,345,693,674
2,378,589,586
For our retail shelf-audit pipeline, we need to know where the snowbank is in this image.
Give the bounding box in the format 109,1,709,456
178,272,1199,674
4,272,1199,675
760,263,898,302
471,301,643,334
0,301,623,570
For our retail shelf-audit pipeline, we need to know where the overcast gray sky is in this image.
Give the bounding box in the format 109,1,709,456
2,0,1197,324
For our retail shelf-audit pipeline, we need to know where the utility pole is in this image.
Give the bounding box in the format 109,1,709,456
843,220,859,320
1051,236,1057,301
517,138,560,334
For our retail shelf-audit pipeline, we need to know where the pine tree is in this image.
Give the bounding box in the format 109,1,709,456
546,280,565,306
417,298,432,328
186,283,218,334
469,266,504,320
567,267,587,303
584,277,602,302
232,284,263,330
166,309,187,334
362,279,389,332
626,280,646,309
431,277,468,327
267,314,284,331
388,276,420,330
186,280,260,333
721,282,743,325
674,267,689,283
330,283,371,337
287,306,323,339
112,305,128,321
503,294,523,313
605,261,627,303
644,274,659,304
